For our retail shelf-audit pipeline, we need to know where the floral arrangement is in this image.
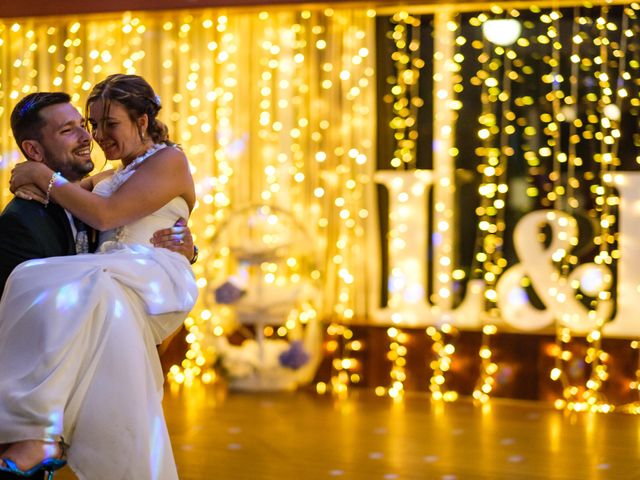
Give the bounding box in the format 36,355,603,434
211,278,317,391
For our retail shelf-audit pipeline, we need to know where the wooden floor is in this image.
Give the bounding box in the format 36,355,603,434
56,384,640,480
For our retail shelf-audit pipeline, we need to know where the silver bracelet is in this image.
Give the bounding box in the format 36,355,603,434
44,171,60,207
190,244,199,264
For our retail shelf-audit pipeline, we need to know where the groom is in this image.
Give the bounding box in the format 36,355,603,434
0,91,195,298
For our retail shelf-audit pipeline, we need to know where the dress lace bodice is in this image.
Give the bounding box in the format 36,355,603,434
91,144,190,250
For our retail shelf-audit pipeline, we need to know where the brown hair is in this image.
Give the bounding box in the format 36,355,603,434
86,74,174,146
11,92,72,158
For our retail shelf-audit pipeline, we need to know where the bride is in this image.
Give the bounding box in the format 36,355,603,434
0,74,197,480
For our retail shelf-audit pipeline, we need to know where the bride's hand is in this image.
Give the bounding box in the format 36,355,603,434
14,184,48,204
10,161,51,194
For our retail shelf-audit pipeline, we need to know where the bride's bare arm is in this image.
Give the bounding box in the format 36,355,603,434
13,167,112,201
79,169,115,191
10,147,195,231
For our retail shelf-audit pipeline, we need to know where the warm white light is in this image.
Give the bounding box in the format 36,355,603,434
603,103,621,122
482,19,522,46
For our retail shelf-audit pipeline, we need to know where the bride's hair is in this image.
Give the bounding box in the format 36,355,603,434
86,74,175,146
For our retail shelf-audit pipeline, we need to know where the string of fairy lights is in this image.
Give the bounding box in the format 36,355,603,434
550,6,583,412
0,1,639,411
547,5,619,412
379,10,424,400
430,12,462,403
468,7,513,404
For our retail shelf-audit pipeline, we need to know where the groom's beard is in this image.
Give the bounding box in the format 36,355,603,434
43,151,95,182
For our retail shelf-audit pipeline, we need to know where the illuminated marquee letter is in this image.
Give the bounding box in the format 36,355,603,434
373,169,482,326
604,172,640,336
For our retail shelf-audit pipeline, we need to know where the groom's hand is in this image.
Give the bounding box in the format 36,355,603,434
150,217,197,263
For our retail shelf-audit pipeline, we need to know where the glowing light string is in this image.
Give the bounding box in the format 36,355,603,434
472,7,515,404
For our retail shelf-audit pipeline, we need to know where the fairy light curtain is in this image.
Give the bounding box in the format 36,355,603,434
462,4,640,411
374,2,640,409
2,2,640,409
0,7,379,384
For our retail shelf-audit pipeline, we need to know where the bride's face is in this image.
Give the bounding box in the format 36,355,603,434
88,99,151,165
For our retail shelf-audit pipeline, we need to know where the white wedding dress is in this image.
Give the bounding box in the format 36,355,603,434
0,144,198,480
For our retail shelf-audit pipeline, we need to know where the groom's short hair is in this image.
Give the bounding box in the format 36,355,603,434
10,92,72,157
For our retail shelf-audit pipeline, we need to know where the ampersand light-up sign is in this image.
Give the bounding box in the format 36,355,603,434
374,169,640,337
496,210,614,333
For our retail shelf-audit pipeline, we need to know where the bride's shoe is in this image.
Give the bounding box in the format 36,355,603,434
0,438,68,480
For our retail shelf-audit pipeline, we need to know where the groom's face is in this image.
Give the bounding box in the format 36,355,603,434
36,102,94,182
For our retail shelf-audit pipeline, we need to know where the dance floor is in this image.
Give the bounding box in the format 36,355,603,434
57,383,640,479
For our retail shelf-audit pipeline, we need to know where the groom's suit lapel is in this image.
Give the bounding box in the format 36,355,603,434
46,202,76,255
86,225,99,253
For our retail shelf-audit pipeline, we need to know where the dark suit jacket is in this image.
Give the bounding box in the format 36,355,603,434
0,198,76,298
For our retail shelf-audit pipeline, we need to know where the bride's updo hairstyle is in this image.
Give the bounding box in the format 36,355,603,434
86,73,175,146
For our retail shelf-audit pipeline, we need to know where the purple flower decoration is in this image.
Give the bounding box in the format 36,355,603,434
215,279,246,304
279,340,310,369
